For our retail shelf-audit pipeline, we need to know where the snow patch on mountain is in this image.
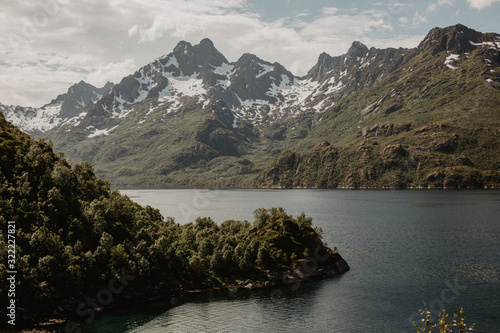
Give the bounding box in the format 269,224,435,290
0,101,63,134
213,63,234,88
171,76,206,96
158,86,175,102
100,50,212,121
445,53,460,69
267,74,293,99
64,112,87,130
323,78,344,94
140,75,204,120
256,64,274,78
213,63,234,76
164,54,180,69
86,124,120,138
470,40,500,50
229,77,329,126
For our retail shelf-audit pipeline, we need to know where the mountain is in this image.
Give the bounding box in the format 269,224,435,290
2,24,499,188
39,38,313,186
261,24,500,189
0,81,113,136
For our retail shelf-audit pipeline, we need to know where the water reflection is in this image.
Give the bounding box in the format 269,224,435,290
83,280,334,333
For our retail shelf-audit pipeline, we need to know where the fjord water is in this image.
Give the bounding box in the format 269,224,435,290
82,189,500,332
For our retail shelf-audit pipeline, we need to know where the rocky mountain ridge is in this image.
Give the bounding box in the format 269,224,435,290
1,24,499,188
0,80,113,136
260,24,500,189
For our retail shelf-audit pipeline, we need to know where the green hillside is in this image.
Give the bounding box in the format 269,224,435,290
258,26,500,189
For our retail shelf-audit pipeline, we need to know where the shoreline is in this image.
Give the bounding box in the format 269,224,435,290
114,185,500,190
8,265,350,333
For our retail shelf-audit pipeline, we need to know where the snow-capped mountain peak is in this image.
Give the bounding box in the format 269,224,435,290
0,81,113,135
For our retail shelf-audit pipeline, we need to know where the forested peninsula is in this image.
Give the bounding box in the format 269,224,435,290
0,113,349,330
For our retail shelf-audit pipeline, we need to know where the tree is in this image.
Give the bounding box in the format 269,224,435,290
1,111,347,326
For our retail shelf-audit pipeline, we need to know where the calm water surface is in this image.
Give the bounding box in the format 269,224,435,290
81,189,500,332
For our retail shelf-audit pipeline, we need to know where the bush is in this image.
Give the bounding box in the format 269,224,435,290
414,303,475,332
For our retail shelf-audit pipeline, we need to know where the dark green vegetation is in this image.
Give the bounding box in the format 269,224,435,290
0,113,347,327
42,25,499,189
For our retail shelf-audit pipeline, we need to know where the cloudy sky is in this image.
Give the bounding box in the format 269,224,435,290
1,0,499,107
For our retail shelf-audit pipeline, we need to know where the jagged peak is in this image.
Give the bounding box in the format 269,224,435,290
233,53,268,72
304,52,336,81
318,52,333,64
50,82,94,105
70,80,94,89
271,61,294,76
193,38,227,68
169,38,228,75
64,81,112,95
102,81,115,89
199,38,215,48
418,24,483,54
347,41,369,59
173,40,193,53
237,53,262,62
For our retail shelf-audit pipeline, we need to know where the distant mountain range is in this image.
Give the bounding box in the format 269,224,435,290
2,24,499,188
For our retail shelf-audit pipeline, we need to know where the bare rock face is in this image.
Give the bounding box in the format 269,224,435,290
346,41,369,64
228,53,295,105
418,24,484,54
361,123,411,138
194,38,228,69
54,81,114,119
282,254,350,284
381,144,407,158
173,38,228,76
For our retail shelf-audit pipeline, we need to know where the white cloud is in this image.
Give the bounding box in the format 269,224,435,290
121,0,250,42
297,9,398,57
412,12,428,25
322,7,339,15
428,0,455,12
0,56,91,107
467,0,500,9
86,59,138,87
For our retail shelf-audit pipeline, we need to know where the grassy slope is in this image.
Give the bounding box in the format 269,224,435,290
259,46,500,188
49,97,265,187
